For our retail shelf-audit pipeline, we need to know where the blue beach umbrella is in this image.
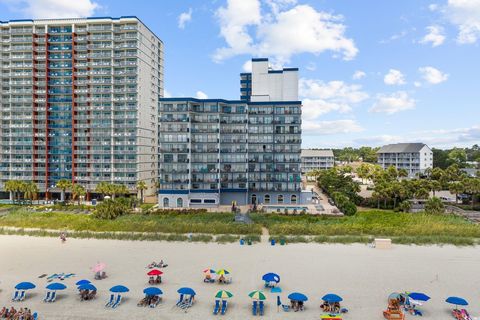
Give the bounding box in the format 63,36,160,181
15,282,36,290
110,285,129,293
322,294,343,303
78,284,97,291
144,287,163,296
46,283,67,291
75,279,91,286
408,292,430,302
177,287,196,296
288,292,308,302
446,297,468,306
262,273,280,283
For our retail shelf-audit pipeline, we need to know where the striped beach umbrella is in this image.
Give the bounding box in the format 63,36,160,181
216,269,230,275
203,268,216,275
249,290,267,301
215,290,233,299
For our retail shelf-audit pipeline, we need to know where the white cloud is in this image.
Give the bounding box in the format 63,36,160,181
306,62,317,71
213,0,358,64
352,70,366,80
178,8,193,29
303,119,364,135
414,81,422,87
429,3,439,11
383,69,406,85
0,0,99,18
443,0,480,44
370,91,416,114
242,60,252,72
419,66,449,84
299,78,369,118
420,25,446,47
195,91,208,99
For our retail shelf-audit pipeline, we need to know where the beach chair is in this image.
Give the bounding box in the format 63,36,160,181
33,312,38,320
259,300,265,316
12,290,19,301
18,290,26,301
252,300,258,315
49,291,57,303
43,291,51,303
112,295,122,309
282,304,290,312
461,309,472,320
221,300,228,315
176,294,184,307
180,296,193,309
213,300,220,315
105,294,115,307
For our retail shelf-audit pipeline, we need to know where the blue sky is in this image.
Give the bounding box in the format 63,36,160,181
1,0,479,149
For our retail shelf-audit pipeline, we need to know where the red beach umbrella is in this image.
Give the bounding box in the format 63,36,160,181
147,269,163,276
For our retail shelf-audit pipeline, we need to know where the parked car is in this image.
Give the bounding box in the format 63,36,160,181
440,196,456,203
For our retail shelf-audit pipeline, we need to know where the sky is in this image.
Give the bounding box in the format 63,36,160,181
1,0,479,149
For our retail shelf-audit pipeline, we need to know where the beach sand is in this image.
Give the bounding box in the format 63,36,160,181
0,235,479,319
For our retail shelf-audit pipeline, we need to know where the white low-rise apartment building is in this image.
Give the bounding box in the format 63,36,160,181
377,143,433,177
301,149,335,174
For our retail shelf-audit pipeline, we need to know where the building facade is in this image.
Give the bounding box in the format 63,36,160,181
377,143,433,177
301,149,335,174
0,17,163,197
158,98,302,208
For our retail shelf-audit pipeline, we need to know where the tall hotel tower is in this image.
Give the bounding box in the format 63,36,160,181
158,58,302,208
0,17,163,198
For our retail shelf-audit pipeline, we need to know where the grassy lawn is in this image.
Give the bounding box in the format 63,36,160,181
1,208,480,245
0,209,261,235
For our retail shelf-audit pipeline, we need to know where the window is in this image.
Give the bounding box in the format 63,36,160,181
264,194,270,204
190,199,202,204
291,194,297,204
163,197,169,208
177,198,183,208
204,199,216,204
277,194,284,204
251,194,257,205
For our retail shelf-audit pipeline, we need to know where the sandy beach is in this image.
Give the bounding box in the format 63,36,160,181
1,235,480,319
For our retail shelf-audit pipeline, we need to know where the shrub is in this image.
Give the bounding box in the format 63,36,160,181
425,197,445,215
93,199,131,220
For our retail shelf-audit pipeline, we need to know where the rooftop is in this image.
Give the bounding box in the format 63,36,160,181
377,143,429,153
301,149,334,157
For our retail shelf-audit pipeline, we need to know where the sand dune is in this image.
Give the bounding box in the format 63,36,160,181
0,235,479,319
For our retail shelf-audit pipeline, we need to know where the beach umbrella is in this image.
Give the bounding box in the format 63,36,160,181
46,283,67,291
110,285,129,293
408,292,430,302
15,282,36,290
216,269,230,275
271,287,282,294
91,262,106,273
409,299,423,306
75,279,91,286
248,290,267,301
147,269,163,276
143,287,163,296
215,290,233,299
262,273,280,283
288,292,308,302
322,294,343,303
78,284,97,291
203,268,216,274
446,296,468,306
177,287,196,296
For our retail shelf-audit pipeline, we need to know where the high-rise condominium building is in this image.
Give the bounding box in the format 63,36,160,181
158,59,302,208
0,17,163,198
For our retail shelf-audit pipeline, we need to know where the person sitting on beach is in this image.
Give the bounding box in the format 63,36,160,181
333,302,340,313
298,301,304,311
218,275,225,283
204,274,212,283
137,297,148,307
155,275,162,284
88,290,96,300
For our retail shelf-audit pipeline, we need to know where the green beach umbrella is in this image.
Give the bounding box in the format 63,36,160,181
215,290,233,299
216,269,230,275
249,290,267,301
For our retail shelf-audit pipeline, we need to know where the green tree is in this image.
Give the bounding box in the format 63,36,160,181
72,184,86,205
56,179,72,202
356,163,373,184
464,177,480,210
23,182,38,204
93,199,130,220
136,181,147,203
447,148,468,168
425,197,445,214
449,181,464,204
4,180,20,203
95,182,110,199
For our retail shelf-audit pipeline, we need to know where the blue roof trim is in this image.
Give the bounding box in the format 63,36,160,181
220,188,248,193
190,189,220,193
283,68,299,71
159,190,189,195
249,101,302,105
268,70,283,74
252,58,268,62
240,73,251,76
8,19,34,22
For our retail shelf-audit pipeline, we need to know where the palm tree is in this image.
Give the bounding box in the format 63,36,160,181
136,181,147,203
115,184,129,199
449,181,464,204
72,184,86,205
23,182,38,204
4,180,19,203
95,182,110,199
56,179,72,202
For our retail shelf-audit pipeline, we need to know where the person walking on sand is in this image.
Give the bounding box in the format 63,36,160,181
60,231,67,243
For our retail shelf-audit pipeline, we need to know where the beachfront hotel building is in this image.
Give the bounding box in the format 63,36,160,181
377,143,433,177
158,59,302,208
301,149,335,174
0,17,163,198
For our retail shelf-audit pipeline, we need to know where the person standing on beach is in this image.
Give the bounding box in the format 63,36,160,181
60,232,67,243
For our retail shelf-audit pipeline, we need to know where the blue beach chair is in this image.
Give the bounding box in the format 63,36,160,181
105,294,114,307
12,290,19,301
49,291,57,303
252,300,258,315
221,300,228,315
213,300,220,315
112,295,122,308
259,300,265,316
43,291,51,303
176,294,184,306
